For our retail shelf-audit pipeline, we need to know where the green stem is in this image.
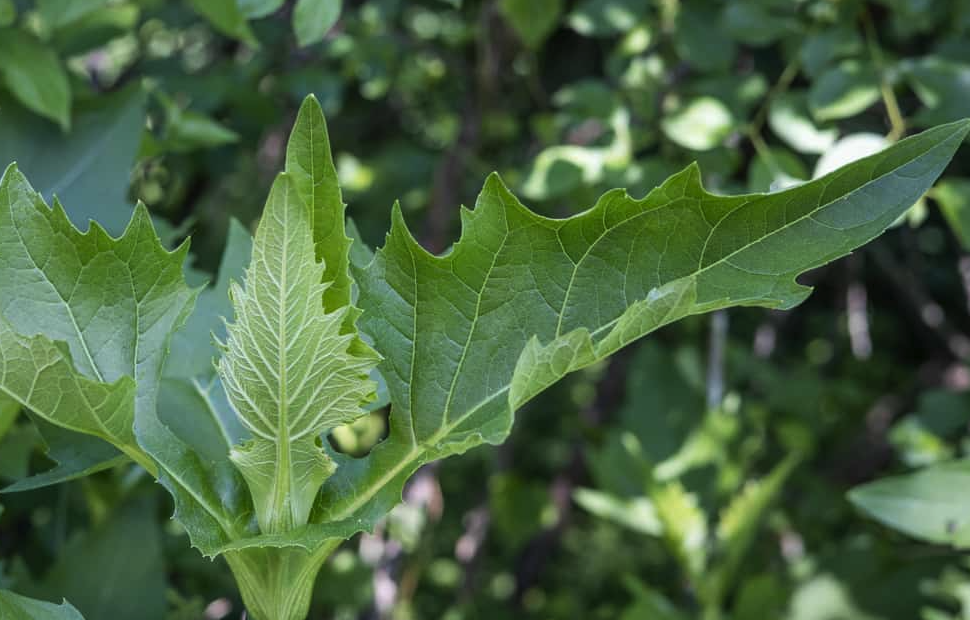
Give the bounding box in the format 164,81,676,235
861,7,906,141
225,539,341,620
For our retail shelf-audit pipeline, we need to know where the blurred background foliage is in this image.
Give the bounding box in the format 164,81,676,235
4,0,970,619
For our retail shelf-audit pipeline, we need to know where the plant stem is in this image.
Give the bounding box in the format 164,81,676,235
225,539,341,620
861,7,906,141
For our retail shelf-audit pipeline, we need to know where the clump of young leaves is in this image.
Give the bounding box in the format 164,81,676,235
0,95,967,620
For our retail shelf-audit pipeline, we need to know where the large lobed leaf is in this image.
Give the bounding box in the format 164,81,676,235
307,118,970,537
0,163,253,554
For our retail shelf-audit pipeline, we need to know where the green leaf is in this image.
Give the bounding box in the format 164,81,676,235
293,0,342,47
522,108,631,200
285,95,353,316
0,591,84,620
187,0,258,46
661,97,735,152
808,60,882,122
2,415,125,493
0,29,71,130
768,91,838,155
499,0,562,49
798,26,863,78
902,57,970,127
157,97,239,153
933,178,970,250
0,164,247,556
813,133,889,178
0,187,153,472
239,0,286,19
0,0,16,27
748,147,808,193
35,0,108,30
567,0,648,37
50,4,141,57
0,424,37,480
653,482,707,579
573,487,662,535
217,173,379,534
40,497,166,620
721,1,797,47
313,119,970,538
0,393,17,439
673,3,736,73
849,459,970,547
0,85,146,236
710,454,799,597
168,219,253,381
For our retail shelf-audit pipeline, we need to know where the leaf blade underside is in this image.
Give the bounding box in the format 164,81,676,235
217,173,378,534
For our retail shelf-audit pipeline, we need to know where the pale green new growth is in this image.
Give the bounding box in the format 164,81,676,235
217,173,379,535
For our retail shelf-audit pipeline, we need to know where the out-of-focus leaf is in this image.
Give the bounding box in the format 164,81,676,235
712,455,799,595
490,474,552,547
902,57,970,127
0,0,15,27
722,1,797,46
567,0,648,37
889,417,954,468
849,459,970,547
0,591,84,620
0,394,16,440
748,147,808,192
787,575,881,620
499,0,561,49
0,85,145,236
799,26,864,78
620,582,690,620
732,574,789,620
809,60,881,122
933,177,970,249
813,133,888,178
522,108,631,199
41,497,166,620
0,29,71,130
674,3,736,73
653,482,707,579
49,4,140,56
768,91,839,154
2,415,125,493
157,98,239,153
0,425,38,481
661,97,734,151
293,0,342,47
239,0,286,19
168,219,253,380
187,0,257,46
35,0,107,29
573,487,662,535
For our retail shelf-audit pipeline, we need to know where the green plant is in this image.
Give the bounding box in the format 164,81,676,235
0,94,967,620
